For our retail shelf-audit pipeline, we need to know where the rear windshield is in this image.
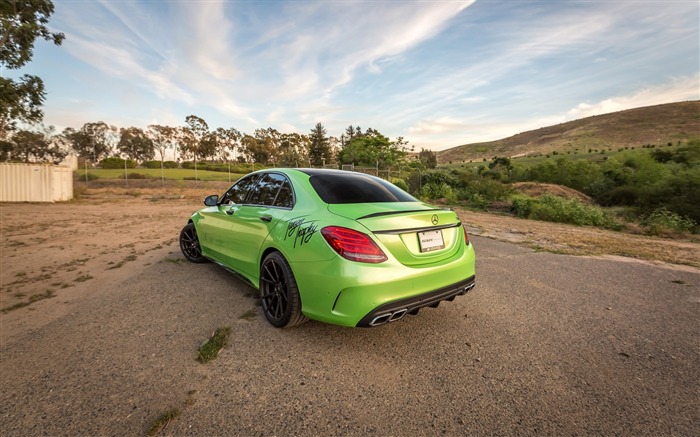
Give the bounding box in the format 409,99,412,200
309,173,416,204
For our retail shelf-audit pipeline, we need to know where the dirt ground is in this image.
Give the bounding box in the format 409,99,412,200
1,180,699,436
1,180,698,318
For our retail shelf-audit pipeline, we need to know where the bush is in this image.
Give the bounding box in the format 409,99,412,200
458,179,513,203
642,208,697,235
143,160,162,169
99,157,136,169
419,182,455,202
393,179,409,192
511,194,616,228
119,172,149,179
163,160,179,169
78,172,99,181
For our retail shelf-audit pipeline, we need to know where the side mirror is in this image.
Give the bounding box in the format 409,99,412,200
204,195,219,206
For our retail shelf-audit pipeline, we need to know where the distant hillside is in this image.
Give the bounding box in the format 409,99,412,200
437,101,700,163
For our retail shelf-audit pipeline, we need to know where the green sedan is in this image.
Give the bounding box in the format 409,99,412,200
180,169,476,328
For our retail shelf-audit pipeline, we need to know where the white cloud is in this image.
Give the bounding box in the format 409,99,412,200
566,75,700,119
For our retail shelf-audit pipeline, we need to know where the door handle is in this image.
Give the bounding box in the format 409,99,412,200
225,208,236,216
260,215,273,223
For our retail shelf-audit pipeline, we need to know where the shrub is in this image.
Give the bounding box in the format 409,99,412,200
419,182,455,202
99,157,136,169
642,208,697,235
119,172,149,179
393,179,409,192
163,160,179,169
458,179,513,203
511,194,616,228
143,160,161,168
79,172,99,181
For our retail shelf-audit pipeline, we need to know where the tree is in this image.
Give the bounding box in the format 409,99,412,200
0,0,65,139
180,115,213,161
215,127,242,163
278,132,309,167
148,124,178,163
65,122,115,161
338,127,407,168
309,122,331,166
118,127,154,162
419,148,437,169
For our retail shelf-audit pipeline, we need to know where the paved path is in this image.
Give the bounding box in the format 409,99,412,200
1,236,698,436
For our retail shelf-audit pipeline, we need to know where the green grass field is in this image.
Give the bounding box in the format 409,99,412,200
439,143,682,171
76,168,246,182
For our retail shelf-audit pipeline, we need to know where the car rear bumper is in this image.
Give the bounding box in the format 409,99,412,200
292,242,476,327
355,276,475,327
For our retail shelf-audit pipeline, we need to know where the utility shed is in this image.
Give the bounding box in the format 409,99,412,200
0,163,73,202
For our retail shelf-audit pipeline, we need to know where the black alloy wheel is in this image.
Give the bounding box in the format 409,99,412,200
259,252,307,328
179,223,208,263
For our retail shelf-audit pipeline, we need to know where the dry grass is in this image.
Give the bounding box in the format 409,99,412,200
457,208,700,268
439,101,700,162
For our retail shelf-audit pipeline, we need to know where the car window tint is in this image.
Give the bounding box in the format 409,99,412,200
247,173,285,206
309,174,416,204
274,178,294,208
220,174,259,204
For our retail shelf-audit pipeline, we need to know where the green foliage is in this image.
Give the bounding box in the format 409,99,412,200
117,126,154,161
513,142,700,224
197,327,231,363
309,122,331,166
392,178,409,192
99,157,136,169
457,178,514,209
143,160,179,168
419,182,455,202
418,148,437,169
511,194,617,228
143,160,161,168
119,172,148,179
338,128,407,168
0,0,64,138
642,208,697,235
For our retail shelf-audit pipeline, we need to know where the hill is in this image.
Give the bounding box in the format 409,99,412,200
437,101,700,163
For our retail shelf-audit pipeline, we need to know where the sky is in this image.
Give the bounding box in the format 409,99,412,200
10,0,700,151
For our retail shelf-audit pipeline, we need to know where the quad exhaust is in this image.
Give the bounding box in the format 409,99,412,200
369,308,408,326
357,276,476,328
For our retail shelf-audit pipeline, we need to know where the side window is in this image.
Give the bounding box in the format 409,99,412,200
247,174,284,206
220,174,259,205
274,178,294,208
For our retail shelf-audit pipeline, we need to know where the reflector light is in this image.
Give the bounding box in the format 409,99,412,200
463,226,470,245
321,226,388,263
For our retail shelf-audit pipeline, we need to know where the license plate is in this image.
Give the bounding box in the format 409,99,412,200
418,230,445,253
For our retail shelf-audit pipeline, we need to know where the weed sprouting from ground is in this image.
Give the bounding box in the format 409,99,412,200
197,327,231,363
239,309,257,321
1,290,56,313
74,274,94,282
147,408,180,436
107,254,138,270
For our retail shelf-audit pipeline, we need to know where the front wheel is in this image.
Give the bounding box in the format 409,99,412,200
259,252,307,328
179,223,208,263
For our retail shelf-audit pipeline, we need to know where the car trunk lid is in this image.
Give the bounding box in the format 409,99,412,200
328,203,463,266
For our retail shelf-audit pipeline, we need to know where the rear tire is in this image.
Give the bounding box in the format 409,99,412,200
259,252,307,328
179,223,208,263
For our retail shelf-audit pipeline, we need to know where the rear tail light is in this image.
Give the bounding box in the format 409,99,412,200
321,226,388,263
463,225,470,245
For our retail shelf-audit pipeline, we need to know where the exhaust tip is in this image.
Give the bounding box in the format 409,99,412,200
389,309,407,322
369,313,392,326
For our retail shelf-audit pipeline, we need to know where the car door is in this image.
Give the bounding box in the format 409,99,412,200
230,172,295,278
196,174,260,265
